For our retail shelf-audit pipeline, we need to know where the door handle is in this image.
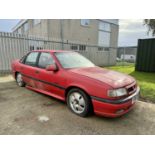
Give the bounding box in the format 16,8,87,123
35,70,40,74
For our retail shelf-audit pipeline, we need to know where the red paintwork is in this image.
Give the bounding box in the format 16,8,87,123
11,50,139,117
92,99,135,117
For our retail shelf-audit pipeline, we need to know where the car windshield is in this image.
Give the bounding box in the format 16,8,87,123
55,52,95,69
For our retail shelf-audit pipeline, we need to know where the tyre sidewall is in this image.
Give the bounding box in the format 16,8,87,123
67,88,91,117
16,73,25,87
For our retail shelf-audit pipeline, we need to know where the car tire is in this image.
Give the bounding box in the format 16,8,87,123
67,88,92,117
16,73,25,87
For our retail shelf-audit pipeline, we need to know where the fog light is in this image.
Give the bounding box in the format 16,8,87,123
116,109,124,114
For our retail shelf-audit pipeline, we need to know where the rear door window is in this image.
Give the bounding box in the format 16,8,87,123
25,52,39,66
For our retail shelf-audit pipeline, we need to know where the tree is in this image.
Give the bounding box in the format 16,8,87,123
144,19,155,36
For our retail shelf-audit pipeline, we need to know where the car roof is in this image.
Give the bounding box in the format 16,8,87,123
32,50,71,53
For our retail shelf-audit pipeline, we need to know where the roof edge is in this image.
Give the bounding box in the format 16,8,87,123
12,19,28,32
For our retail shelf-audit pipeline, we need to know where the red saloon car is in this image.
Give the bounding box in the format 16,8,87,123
11,50,140,117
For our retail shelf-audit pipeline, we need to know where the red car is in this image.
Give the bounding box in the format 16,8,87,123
11,50,140,117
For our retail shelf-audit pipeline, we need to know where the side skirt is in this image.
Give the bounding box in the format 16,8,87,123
26,85,65,101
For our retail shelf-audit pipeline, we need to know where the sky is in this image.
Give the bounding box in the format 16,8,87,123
0,19,153,47
0,19,19,32
118,19,153,46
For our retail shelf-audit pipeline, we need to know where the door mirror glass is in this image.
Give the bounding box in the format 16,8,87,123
46,63,58,71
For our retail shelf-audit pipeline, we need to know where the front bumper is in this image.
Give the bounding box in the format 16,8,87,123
91,87,140,118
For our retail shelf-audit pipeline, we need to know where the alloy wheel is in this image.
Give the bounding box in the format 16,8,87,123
69,92,86,114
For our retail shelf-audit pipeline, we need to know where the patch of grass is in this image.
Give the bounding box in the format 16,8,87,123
107,66,155,103
116,61,135,66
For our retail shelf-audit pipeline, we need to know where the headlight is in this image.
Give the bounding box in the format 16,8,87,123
108,88,127,97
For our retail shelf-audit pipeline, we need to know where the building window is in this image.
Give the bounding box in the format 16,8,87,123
37,47,43,50
98,31,110,47
79,45,86,51
70,45,86,51
81,19,90,26
104,47,110,51
98,47,104,51
29,46,34,51
24,22,28,32
33,19,41,26
99,22,111,32
98,47,110,51
101,19,118,25
98,21,111,47
70,45,78,51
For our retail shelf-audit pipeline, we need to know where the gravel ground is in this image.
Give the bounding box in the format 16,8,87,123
0,75,155,135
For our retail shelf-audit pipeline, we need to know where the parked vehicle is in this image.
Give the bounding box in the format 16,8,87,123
121,54,136,63
11,50,140,117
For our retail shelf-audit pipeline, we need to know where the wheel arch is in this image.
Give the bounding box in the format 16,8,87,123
65,86,90,98
15,71,19,79
65,85,94,112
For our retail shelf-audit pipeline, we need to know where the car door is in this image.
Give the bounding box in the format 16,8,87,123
35,52,65,99
20,51,39,88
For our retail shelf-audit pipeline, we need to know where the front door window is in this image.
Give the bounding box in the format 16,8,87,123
38,52,55,69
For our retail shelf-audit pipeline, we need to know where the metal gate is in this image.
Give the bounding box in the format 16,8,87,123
0,32,117,74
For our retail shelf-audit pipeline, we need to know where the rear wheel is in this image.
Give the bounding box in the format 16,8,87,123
67,88,92,117
16,73,25,87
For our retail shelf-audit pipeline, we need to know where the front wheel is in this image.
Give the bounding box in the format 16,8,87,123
67,88,92,117
16,73,25,87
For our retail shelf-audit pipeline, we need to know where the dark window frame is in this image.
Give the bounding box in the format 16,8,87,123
79,45,86,51
29,46,35,51
19,53,29,64
21,51,56,69
23,52,40,67
81,19,90,27
98,47,104,51
70,45,79,51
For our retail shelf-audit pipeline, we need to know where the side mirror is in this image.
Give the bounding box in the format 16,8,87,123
46,63,58,72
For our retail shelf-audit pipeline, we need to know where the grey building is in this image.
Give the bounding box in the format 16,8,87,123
12,19,119,49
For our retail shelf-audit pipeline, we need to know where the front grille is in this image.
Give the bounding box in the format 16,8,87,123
126,83,137,95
